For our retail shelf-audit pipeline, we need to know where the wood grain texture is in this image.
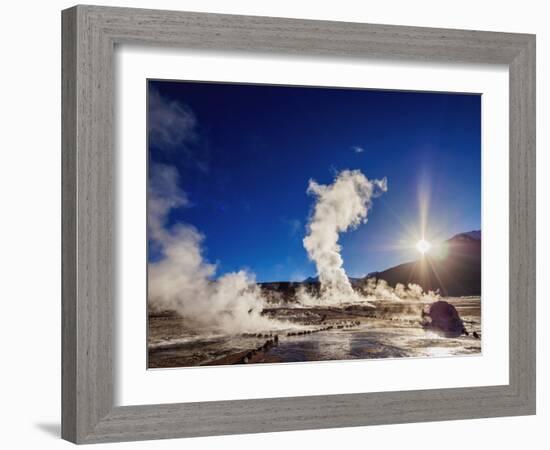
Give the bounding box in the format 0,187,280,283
61,5,536,444
61,7,77,443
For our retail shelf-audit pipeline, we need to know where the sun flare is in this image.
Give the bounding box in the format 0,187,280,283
416,239,431,255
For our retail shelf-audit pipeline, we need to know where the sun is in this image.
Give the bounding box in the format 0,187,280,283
416,239,431,255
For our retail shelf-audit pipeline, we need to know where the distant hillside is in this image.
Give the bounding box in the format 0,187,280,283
303,276,362,286
462,230,481,240
369,231,481,296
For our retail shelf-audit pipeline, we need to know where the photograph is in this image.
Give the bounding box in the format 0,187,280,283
146,80,482,369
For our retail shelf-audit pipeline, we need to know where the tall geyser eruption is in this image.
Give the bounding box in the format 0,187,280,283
147,163,284,333
302,169,387,304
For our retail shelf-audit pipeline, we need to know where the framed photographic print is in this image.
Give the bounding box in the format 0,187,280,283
62,5,536,444
146,80,483,369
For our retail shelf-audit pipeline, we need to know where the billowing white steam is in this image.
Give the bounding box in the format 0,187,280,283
148,164,283,333
361,278,440,303
302,170,387,304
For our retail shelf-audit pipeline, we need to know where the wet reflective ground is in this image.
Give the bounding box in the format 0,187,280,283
148,297,481,368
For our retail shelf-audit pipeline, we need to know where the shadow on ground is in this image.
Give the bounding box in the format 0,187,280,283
35,422,60,438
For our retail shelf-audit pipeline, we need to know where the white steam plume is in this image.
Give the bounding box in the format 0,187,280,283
148,164,283,334
361,278,440,303
302,169,387,304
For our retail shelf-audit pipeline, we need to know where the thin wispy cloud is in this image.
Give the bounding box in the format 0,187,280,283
351,145,365,154
148,89,197,149
148,88,210,172
281,217,302,238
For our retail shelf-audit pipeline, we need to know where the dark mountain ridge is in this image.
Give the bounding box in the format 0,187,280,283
370,231,481,296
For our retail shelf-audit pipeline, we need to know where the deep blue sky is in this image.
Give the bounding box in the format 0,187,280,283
148,80,481,282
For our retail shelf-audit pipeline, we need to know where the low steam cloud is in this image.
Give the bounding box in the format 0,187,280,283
301,170,387,304
361,278,440,303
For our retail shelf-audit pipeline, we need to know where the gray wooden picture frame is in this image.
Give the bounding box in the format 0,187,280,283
61,5,536,444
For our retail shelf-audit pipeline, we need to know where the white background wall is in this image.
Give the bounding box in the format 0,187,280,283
0,1,546,448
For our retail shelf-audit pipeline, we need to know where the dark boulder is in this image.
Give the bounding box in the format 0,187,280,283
421,301,465,337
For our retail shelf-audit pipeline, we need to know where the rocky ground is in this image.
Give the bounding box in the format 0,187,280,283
147,297,481,368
